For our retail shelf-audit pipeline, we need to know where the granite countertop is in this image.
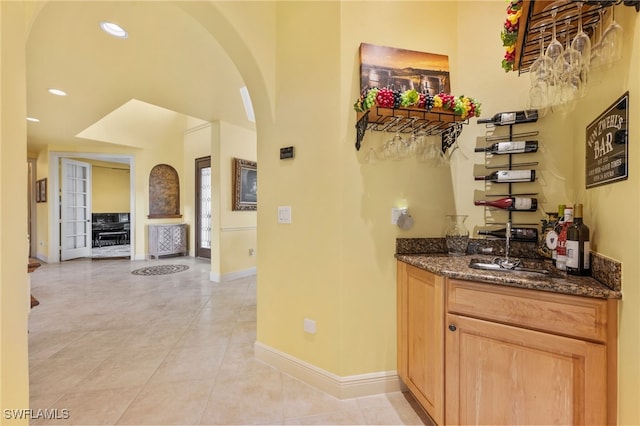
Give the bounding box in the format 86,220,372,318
396,238,622,300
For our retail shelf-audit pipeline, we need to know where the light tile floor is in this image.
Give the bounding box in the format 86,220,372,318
28,257,431,425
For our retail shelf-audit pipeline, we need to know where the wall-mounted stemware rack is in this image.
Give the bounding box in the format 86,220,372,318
355,106,467,152
515,0,638,74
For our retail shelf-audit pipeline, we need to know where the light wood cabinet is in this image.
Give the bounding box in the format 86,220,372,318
148,223,187,259
397,261,445,425
397,261,617,425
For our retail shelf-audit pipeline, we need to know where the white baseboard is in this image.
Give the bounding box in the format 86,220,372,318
254,342,403,399
210,267,256,283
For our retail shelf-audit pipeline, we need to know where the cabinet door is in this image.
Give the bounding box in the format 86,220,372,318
397,262,444,424
172,224,187,252
445,314,607,426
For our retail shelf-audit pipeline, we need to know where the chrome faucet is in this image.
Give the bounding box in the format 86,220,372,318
505,220,511,261
494,220,519,269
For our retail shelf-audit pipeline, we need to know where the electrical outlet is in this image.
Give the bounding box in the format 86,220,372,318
249,248,255,256
303,318,316,334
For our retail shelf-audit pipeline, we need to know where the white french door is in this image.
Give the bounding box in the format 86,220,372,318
60,158,92,261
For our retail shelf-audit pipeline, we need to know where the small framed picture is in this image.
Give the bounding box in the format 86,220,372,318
36,178,47,203
232,158,257,211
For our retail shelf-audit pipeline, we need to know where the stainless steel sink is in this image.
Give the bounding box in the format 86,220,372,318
469,258,551,275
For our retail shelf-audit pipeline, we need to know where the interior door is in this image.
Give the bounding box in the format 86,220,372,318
195,156,211,259
60,158,92,261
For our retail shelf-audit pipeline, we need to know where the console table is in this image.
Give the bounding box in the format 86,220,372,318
148,223,187,259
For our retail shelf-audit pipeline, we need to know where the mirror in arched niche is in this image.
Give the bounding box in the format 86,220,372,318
148,164,182,218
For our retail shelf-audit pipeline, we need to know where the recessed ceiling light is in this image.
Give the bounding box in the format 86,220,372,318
48,88,67,96
26,117,40,122
99,21,128,39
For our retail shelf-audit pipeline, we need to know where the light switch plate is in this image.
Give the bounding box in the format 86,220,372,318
278,206,292,224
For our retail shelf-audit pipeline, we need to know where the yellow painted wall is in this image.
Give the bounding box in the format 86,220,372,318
183,120,257,278
2,1,639,425
219,121,257,276
81,159,130,213
575,6,640,422
0,1,30,423
34,149,49,259
183,122,213,259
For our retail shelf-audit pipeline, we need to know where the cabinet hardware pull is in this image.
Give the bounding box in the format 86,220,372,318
448,324,457,332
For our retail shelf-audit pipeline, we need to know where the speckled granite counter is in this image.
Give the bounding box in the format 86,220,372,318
396,238,622,300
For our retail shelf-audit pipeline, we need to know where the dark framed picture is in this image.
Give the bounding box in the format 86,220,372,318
233,158,257,211
36,178,47,203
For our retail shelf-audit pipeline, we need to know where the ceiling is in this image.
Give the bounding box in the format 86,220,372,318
26,1,255,153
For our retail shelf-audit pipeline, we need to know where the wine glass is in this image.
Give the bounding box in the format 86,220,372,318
555,19,582,106
529,23,553,112
545,5,564,65
600,5,623,67
418,136,447,167
529,23,554,85
590,9,606,71
571,1,592,72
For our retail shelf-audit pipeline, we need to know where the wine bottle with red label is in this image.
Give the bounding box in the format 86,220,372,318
474,196,537,211
555,206,573,271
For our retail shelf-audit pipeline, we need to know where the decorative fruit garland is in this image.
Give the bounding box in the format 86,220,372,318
354,87,482,120
501,0,522,72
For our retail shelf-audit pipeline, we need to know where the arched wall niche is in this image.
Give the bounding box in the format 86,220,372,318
148,164,182,218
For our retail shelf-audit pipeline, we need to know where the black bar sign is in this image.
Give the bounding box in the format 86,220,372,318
586,92,629,189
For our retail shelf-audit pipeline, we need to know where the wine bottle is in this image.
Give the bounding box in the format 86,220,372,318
555,206,573,271
474,170,536,183
474,140,538,154
477,227,538,241
477,110,538,126
474,196,538,211
546,204,565,265
566,203,591,276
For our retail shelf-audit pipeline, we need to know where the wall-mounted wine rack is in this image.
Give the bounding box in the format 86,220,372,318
475,114,542,240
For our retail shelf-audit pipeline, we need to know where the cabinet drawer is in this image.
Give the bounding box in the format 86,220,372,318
446,279,610,342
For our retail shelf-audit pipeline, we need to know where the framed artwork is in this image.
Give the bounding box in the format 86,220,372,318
233,158,257,211
36,178,47,203
585,91,629,189
359,43,451,95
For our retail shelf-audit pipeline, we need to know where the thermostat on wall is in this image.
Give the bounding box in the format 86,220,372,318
280,146,295,159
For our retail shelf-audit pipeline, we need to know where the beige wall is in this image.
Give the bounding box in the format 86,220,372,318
2,1,639,424
1,1,30,421
183,120,257,279
83,159,130,213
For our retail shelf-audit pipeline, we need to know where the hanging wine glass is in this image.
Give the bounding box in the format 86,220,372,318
544,5,564,65
555,19,582,106
600,4,624,67
382,132,404,160
571,1,592,73
529,22,554,85
590,9,606,71
528,22,553,113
